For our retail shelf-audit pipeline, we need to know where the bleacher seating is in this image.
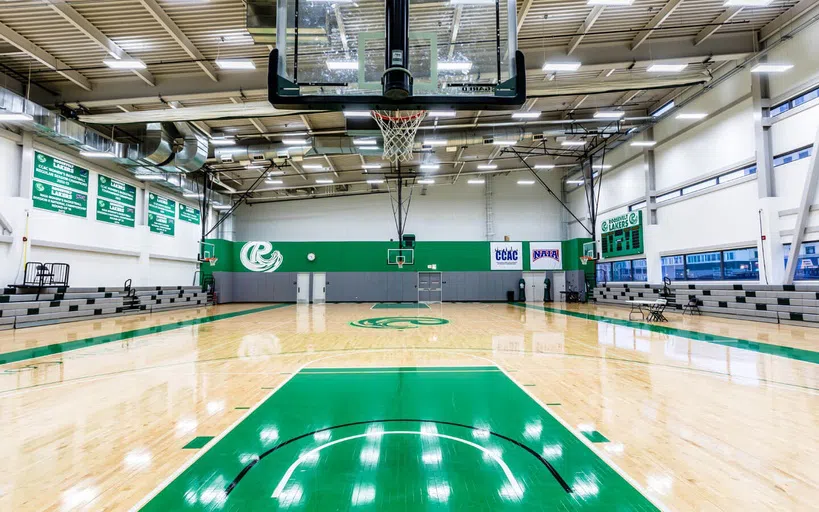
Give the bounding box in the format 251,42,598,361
0,285,209,330
594,282,819,327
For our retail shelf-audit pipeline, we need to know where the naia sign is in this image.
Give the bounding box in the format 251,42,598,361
490,242,523,270
529,242,562,270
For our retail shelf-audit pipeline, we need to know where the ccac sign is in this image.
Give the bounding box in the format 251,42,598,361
240,241,284,272
490,242,523,270
530,242,562,270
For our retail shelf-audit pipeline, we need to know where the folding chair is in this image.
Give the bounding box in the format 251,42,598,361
647,299,668,322
682,298,702,316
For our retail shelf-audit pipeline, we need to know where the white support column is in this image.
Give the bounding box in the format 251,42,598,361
18,131,34,199
642,128,662,282
752,72,775,198
783,126,819,284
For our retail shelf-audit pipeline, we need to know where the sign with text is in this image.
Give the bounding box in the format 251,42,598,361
33,152,89,193
178,203,200,224
529,242,562,270
148,212,175,236
490,242,523,271
97,174,136,206
32,181,87,217
600,211,641,234
148,192,176,217
96,198,136,227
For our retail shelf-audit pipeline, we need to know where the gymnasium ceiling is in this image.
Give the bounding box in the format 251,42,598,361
0,0,814,203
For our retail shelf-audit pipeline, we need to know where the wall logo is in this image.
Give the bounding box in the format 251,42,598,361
529,242,563,270
532,249,560,262
349,317,449,330
240,241,284,272
490,242,523,270
37,154,47,164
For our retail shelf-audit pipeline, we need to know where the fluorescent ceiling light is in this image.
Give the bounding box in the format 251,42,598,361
517,180,535,185
359,146,381,151
651,100,675,117
724,0,772,5
647,63,688,73
439,61,473,72
588,0,634,5
542,62,581,72
266,170,285,176
423,139,448,146
343,111,371,118
750,63,793,73
0,113,33,121
134,174,165,181
183,192,203,198
428,110,456,117
215,59,256,70
417,179,435,184
211,138,235,146
477,164,497,170
420,164,440,170
353,138,378,146
594,111,625,119
302,164,326,169
326,60,358,71
561,140,586,147
467,179,485,184
282,138,308,145
566,180,585,185
366,179,384,184
213,204,232,210
512,112,541,119
362,164,382,169
492,140,516,146
631,141,656,147
593,164,612,170
265,179,283,185
103,59,146,70
315,179,334,184
676,113,707,120
79,151,115,158
534,164,555,169
449,0,495,4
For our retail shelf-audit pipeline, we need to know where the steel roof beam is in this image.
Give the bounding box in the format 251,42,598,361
0,21,91,90
631,0,685,50
694,7,743,45
42,0,155,86
759,0,819,42
136,0,218,82
568,6,605,55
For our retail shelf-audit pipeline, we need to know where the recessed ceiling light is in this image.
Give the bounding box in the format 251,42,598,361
343,111,371,118
79,151,115,158
750,63,793,73
302,164,326,170
561,140,586,147
353,138,378,146
215,59,256,70
265,179,283,185
366,179,384,184
103,59,146,70
517,180,535,185
724,0,773,6
593,164,612,170
315,179,334,184
439,61,473,72
0,113,33,121
676,113,707,120
467,179,485,184
417,179,435,184
477,164,497,170
326,60,358,70
282,138,308,145
361,164,382,169
587,0,634,5
420,164,440,170
212,204,232,210
566,180,585,185
492,140,516,146
428,110,456,117
534,164,555,169
134,174,166,181
542,62,581,72
512,112,541,119
594,111,625,119
631,141,657,147
647,63,688,73
423,139,448,146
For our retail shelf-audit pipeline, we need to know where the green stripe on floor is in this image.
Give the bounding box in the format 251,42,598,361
513,302,819,364
0,304,291,365
371,303,431,309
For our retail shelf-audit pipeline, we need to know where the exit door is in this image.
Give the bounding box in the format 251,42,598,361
312,273,326,304
296,273,311,304
553,272,567,302
418,272,443,303
523,272,546,302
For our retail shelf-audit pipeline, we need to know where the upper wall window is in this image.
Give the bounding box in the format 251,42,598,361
771,85,819,118
783,242,819,280
773,146,813,167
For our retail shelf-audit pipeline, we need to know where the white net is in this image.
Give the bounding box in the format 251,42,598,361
372,110,427,163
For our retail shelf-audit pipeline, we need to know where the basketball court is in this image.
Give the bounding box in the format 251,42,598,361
1,0,818,510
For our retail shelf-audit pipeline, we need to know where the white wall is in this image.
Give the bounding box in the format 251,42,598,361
0,136,204,288
234,172,566,242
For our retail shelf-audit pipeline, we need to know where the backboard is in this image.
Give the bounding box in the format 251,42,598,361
268,0,525,111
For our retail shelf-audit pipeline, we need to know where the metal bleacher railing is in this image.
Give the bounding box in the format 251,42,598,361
15,262,70,300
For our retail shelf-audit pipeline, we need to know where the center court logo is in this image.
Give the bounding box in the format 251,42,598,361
349,317,449,330
240,241,284,272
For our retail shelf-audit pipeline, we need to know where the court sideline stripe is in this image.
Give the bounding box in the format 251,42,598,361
512,302,819,364
0,304,291,366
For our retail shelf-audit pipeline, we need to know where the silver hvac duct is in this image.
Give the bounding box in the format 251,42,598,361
173,122,209,173
113,123,174,168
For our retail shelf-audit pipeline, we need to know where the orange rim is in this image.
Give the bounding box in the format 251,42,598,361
371,110,427,122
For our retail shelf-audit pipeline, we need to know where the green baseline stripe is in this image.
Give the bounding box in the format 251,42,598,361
0,304,290,365
301,366,497,374
513,302,819,364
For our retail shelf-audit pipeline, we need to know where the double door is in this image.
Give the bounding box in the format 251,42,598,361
296,273,327,304
418,272,443,303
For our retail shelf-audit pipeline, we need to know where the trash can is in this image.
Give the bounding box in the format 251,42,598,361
506,290,515,302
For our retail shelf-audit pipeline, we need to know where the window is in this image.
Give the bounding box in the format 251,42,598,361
663,247,759,281
649,164,757,207
656,190,681,203
719,165,756,184
771,85,819,118
723,248,759,280
783,242,819,280
682,178,717,195
629,201,646,212
596,259,647,283
774,146,813,167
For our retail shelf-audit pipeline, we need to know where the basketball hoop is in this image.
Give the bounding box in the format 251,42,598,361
580,256,594,266
372,110,427,163
202,257,218,267
396,256,406,269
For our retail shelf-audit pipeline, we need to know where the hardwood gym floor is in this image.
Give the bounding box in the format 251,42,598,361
0,302,816,511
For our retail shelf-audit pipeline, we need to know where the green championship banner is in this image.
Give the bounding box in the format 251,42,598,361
33,152,89,193
32,181,88,217
148,192,176,217
97,174,136,206
32,152,89,217
148,212,175,236
178,203,200,225
96,198,136,227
